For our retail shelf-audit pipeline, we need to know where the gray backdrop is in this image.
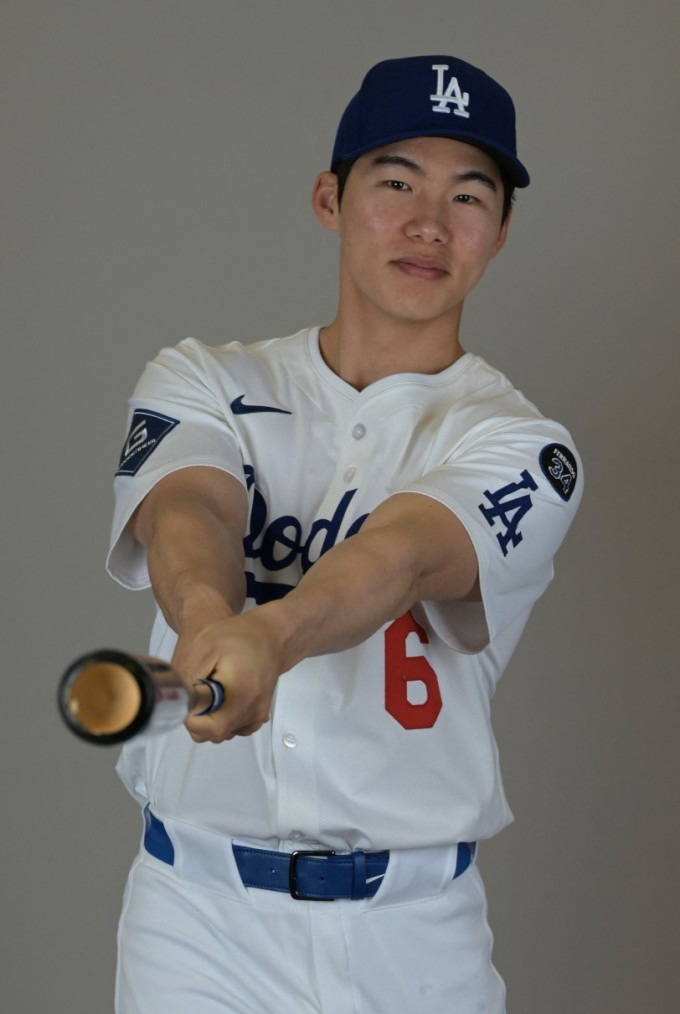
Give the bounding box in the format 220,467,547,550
2,1,678,1012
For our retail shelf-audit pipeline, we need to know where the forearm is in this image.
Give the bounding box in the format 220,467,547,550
144,485,476,744
177,519,420,743
259,526,411,672
145,500,247,635
131,467,248,638
261,497,476,674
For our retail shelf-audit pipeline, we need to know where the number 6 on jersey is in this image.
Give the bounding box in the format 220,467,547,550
385,612,443,730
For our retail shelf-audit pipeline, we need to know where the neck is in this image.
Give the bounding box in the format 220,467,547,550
318,307,465,391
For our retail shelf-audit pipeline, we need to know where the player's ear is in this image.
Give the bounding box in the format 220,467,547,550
312,171,340,232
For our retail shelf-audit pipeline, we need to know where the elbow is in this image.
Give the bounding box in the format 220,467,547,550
129,497,153,547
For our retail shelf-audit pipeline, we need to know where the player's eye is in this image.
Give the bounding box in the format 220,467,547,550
453,193,477,204
384,179,410,191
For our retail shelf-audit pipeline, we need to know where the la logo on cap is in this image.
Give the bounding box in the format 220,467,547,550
430,64,470,118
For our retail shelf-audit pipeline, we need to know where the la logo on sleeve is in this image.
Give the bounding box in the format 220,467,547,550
478,470,538,557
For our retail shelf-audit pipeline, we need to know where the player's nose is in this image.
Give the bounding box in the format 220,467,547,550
404,195,451,244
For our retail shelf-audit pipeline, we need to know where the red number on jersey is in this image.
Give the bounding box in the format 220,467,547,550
384,612,442,729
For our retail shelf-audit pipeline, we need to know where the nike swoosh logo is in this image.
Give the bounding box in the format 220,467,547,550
365,874,386,884
230,395,292,416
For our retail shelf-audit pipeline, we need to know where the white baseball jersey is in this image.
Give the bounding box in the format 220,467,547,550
108,326,582,852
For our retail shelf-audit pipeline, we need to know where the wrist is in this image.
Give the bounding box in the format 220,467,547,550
253,598,308,675
175,582,237,638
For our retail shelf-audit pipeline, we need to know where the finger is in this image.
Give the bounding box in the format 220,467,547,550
186,709,270,742
186,716,235,743
233,720,268,737
186,712,226,741
188,729,234,744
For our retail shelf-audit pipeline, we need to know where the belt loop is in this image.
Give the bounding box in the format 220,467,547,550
350,850,367,899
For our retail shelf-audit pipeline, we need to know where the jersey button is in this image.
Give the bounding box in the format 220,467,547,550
352,423,366,440
290,830,305,842
283,733,297,749
343,466,357,482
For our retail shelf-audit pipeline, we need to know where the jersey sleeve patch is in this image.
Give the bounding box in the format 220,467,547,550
539,443,578,502
478,470,538,557
116,409,180,476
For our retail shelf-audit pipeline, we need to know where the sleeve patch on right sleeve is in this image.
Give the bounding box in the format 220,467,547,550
116,409,180,476
539,443,578,501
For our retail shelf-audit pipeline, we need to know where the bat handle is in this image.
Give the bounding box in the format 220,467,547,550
191,676,226,716
58,650,225,745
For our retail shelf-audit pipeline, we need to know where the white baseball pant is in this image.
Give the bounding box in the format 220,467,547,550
116,816,506,1014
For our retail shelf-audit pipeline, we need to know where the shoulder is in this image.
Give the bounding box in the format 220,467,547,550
170,329,311,370
410,354,579,462
453,354,548,421
415,354,583,510
147,328,311,368
135,328,313,399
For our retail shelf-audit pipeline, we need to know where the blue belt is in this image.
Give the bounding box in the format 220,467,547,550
143,806,476,902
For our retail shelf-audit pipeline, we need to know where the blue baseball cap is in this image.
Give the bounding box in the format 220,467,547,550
331,55,530,188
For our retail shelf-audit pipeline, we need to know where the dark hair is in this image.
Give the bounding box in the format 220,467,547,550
332,157,358,205
332,155,515,224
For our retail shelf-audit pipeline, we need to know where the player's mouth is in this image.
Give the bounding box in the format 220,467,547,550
392,257,449,280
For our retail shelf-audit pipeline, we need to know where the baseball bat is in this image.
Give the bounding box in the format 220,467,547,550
57,649,224,745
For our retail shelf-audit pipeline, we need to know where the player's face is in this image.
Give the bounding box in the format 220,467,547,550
316,136,510,332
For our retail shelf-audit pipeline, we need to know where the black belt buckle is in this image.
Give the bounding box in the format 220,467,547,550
289,849,336,900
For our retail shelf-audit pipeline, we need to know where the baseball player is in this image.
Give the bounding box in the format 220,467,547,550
108,55,582,1013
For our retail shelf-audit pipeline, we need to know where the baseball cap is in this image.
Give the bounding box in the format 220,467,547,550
331,55,530,188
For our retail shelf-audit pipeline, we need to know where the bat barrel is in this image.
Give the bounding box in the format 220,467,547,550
58,650,191,744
